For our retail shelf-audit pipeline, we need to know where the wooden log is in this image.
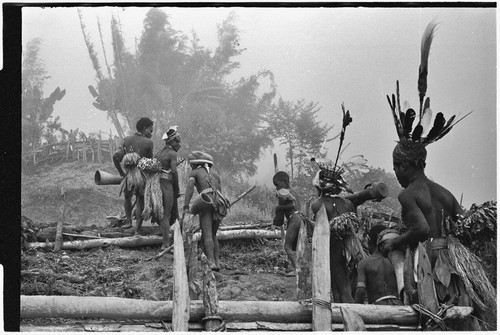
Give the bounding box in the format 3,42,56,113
219,221,272,231
21,270,85,283
417,242,439,314
312,204,331,330
201,253,224,331
28,229,282,250
62,232,101,239
296,215,312,300
172,220,189,331
21,296,473,325
19,322,419,332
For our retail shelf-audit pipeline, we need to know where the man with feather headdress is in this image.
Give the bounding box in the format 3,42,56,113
112,117,154,233
380,21,495,329
310,104,388,302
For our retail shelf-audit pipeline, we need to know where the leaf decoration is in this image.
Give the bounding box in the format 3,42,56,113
434,252,451,288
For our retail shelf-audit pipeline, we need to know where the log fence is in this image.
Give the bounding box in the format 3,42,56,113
22,134,120,168
21,212,477,331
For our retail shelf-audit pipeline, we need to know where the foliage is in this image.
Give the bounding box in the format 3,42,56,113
265,98,333,179
22,38,66,168
79,8,275,176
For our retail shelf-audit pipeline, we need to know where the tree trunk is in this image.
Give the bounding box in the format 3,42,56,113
28,229,282,250
21,296,473,325
312,204,331,330
19,322,419,332
201,253,224,331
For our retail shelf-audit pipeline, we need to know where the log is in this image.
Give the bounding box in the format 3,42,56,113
21,296,473,325
296,215,312,300
62,233,101,239
172,220,189,331
21,270,85,283
28,229,282,250
19,322,418,332
417,242,439,314
219,221,272,231
312,204,331,330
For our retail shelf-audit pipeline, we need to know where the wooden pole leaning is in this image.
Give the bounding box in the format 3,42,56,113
200,253,225,331
311,204,331,331
296,214,312,300
172,220,190,331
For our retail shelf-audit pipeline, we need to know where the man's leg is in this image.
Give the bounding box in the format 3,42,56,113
199,210,217,270
159,179,174,250
284,214,301,276
330,237,354,302
135,193,145,235
123,192,133,229
212,219,221,270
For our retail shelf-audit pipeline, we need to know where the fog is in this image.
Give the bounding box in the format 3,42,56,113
22,6,496,208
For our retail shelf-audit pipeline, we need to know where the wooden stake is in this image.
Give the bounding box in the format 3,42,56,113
296,216,312,300
172,220,190,331
311,204,331,330
201,253,224,331
417,242,439,314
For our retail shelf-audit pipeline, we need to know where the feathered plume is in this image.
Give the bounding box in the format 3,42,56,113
333,103,352,170
418,21,438,120
387,21,471,147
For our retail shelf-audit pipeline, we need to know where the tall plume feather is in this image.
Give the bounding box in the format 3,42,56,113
333,103,352,170
418,21,438,120
423,112,445,144
403,108,416,138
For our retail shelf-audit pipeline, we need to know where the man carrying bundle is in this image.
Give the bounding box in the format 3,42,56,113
154,126,182,249
183,151,230,271
310,104,388,303
112,117,154,233
380,21,495,329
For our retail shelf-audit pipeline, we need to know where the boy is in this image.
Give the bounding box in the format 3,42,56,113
355,225,402,305
272,171,302,277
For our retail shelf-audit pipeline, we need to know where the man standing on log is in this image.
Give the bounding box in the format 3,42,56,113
380,21,495,329
112,117,154,233
272,171,303,277
154,126,182,249
183,151,230,271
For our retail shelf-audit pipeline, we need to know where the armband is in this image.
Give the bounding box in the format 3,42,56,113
356,282,366,289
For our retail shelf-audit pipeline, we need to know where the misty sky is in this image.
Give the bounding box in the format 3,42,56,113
21,6,496,208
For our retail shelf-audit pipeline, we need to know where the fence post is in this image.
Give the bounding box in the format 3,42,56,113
109,130,114,162
82,142,87,164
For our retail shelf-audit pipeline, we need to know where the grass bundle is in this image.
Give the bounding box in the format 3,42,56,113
446,236,496,315
119,153,145,196
142,173,163,221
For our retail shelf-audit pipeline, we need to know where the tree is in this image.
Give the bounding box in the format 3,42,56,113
22,38,66,166
265,98,333,179
78,8,276,175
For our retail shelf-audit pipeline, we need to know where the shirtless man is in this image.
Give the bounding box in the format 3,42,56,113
154,126,181,249
355,224,402,305
183,151,230,271
272,171,303,277
112,117,154,232
310,168,387,303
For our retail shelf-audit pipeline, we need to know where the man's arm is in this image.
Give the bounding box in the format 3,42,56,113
183,173,196,211
354,260,367,304
382,192,430,255
112,148,126,177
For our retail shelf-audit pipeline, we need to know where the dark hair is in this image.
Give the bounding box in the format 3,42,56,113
136,117,154,132
273,171,290,186
368,224,387,246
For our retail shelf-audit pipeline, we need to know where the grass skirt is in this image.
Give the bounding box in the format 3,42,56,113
142,173,163,221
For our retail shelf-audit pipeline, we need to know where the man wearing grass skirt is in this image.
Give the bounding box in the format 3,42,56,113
112,117,154,232
380,21,495,329
183,151,230,271
154,126,182,249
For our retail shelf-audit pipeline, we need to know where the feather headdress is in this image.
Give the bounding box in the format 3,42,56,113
311,103,360,194
387,21,471,149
